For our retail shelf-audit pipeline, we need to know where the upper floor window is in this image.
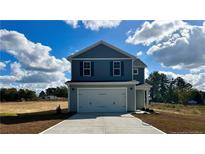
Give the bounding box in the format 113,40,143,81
113,61,121,76
133,67,138,75
83,61,91,76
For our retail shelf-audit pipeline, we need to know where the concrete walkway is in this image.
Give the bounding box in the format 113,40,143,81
41,113,165,134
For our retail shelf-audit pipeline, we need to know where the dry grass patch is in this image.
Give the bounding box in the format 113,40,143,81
150,103,205,115
0,101,74,134
0,101,68,114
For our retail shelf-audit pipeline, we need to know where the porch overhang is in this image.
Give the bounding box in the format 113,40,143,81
135,83,152,90
65,80,139,86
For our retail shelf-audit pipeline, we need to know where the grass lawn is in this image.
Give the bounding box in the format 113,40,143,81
0,101,75,134
132,103,205,134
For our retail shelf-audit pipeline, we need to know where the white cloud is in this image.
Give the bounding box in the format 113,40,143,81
126,21,205,72
0,29,71,92
136,51,143,57
147,25,205,71
0,62,6,70
145,68,149,79
82,20,121,31
64,20,79,28
159,71,205,91
4,60,11,64
10,62,24,79
0,29,71,73
126,29,134,36
65,20,121,31
126,21,186,45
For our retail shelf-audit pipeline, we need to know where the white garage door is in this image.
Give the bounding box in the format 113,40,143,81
78,88,127,113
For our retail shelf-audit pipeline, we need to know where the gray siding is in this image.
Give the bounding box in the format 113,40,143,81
136,90,145,109
69,86,77,112
72,60,132,81
75,44,130,58
69,84,136,112
133,68,145,84
127,84,136,111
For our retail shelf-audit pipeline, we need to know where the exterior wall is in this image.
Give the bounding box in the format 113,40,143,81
69,85,77,112
69,84,136,112
127,84,136,112
133,68,145,84
72,60,132,81
136,90,145,109
75,44,130,58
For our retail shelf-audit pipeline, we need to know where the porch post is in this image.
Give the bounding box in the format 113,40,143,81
146,90,149,108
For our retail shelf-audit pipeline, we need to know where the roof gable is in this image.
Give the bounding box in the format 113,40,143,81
67,41,135,60
133,58,147,68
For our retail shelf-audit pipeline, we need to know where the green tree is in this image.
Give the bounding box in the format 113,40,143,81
46,88,56,96
146,71,170,102
172,77,192,104
188,89,204,104
25,89,37,100
39,91,46,98
45,86,68,98
18,89,26,100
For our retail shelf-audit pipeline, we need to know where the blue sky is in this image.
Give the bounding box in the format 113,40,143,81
0,20,205,92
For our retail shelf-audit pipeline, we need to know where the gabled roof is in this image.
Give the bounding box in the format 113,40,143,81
133,58,147,68
67,40,136,61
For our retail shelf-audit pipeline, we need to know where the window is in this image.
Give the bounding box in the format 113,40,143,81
133,67,138,75
113,61,121,76
83,61,91,76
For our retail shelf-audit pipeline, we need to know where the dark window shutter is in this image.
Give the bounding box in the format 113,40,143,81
91,61,94,76
121,61,124,76
80,61,83,76
110,61,113,76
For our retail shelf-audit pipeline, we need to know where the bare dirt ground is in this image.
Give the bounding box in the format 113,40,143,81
133,103,205,134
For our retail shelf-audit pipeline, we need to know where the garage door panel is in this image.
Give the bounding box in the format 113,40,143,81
78,88,126,112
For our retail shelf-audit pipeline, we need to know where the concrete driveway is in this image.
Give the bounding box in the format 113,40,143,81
41,113,164,134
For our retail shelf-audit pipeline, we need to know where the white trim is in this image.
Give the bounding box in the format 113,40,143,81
132,59,134,80
71,60,73,80
113,61,121,77
125,88,128,112
71,58,132,60
134,85,136,111
77,88,79,113
77,87,127,113
67,41,136,61
67,81,139,85
68,85,70,112
146,90,149,107
83,61,91,77
133,67,139,75
135,84,152,90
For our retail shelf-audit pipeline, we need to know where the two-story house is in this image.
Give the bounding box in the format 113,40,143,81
66,41,151,113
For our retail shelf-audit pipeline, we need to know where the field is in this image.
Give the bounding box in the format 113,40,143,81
0,101,68,115
132,103,205,134
0,101,73,134
1,101,205,134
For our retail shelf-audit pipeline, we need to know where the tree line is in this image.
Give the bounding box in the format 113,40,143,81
0,86,68,102
146,71,205,104
39,86,68,98
0,88,37,102
1,73,204,104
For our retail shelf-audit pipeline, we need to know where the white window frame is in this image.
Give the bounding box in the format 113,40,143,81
133,67,138,75
83,61,91,77
113,61,121,76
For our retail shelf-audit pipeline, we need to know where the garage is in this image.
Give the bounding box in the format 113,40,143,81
77,88,127,113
